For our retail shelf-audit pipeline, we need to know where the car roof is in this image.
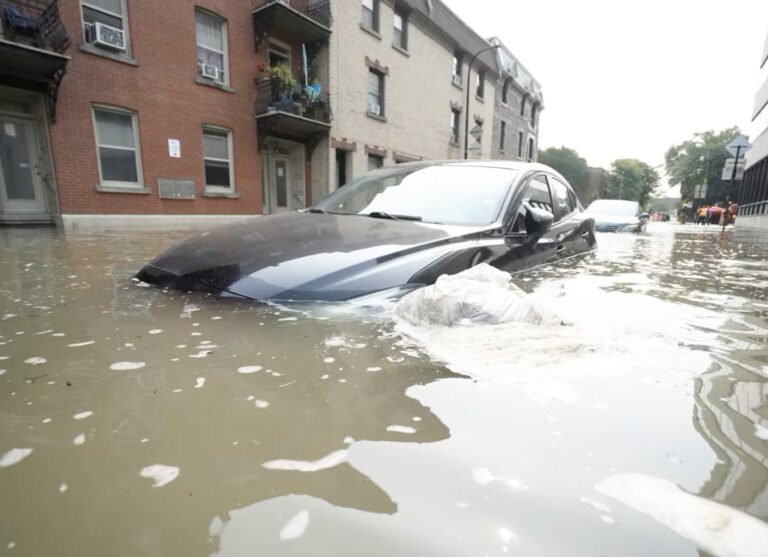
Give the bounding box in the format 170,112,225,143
393,159,569,184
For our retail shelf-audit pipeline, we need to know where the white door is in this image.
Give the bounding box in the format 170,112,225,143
0,117,47,218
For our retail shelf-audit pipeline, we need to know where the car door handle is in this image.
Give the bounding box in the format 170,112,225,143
556,245,566,254
581,231,590,239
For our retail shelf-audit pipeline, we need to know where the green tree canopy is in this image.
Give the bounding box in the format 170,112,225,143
664,127,740,204
605,159,659,207
538,146,588,195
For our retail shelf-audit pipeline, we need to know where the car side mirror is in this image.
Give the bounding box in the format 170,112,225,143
525,206,554,237
639,212,650,220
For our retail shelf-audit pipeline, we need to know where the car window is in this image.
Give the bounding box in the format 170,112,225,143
547,176,576,221
511,174,553,233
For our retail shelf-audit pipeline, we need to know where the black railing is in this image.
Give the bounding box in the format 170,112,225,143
252,0,331,28
0,0,69,52
255,77,331,125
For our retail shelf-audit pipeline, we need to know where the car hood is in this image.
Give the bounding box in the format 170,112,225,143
136,212,489,301
590,214,638,225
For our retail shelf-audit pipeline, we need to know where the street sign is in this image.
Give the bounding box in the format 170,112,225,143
725,135,751,158
722,157,745,181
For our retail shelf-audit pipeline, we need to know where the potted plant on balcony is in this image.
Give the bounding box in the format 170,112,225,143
266,64,297,96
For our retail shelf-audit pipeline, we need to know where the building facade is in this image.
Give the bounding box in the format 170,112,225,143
739,30,768,229
488,37,542,163
0,0,541,227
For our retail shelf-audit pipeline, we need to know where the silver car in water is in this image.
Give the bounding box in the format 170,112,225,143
587,199,649,233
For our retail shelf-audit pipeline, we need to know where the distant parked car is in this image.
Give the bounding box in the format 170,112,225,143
587,199,649,233
136,161,596,302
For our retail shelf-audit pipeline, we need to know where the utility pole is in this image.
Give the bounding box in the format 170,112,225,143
464,44,500,159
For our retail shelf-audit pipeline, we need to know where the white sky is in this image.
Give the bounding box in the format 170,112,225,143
443,0,768,172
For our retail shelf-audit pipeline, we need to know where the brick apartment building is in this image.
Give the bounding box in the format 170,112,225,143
0,0,542,227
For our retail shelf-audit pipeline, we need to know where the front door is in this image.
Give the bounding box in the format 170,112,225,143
272,156,291,213
0,116,47,220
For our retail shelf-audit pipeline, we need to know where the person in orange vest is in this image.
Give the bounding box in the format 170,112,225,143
696,205,708,225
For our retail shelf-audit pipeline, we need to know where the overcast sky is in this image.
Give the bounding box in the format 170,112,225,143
443,0,768,174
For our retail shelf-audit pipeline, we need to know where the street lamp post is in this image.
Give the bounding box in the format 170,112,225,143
464,44,500,159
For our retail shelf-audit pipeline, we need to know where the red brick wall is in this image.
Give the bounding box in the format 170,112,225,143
52,0,265,215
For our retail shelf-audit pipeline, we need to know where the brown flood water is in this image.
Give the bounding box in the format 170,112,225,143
0,222,767,557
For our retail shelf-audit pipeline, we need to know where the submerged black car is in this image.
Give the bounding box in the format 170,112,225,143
136,161,596,301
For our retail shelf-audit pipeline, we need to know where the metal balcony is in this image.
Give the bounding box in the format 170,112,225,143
252,0,331,45
255,77,331,139
0,0,69,118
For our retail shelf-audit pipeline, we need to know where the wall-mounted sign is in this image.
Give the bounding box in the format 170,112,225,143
168,138,181,158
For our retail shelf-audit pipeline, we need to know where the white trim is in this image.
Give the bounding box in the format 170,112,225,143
195,9,230,86
202,125,235,192
61,213,255,231
91,104,143,188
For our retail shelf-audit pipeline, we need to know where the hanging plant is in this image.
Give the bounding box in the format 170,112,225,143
266,64,297,93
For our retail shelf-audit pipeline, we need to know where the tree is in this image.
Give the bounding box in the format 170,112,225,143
664,127,741,205
538,147,588,199
605,159,659,207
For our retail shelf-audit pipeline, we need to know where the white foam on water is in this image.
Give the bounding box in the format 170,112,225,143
343,436,355,444
366,366,382,372
42,418,51,424
140,464,180,487
59,483,67,493
393,265,722,386
0,448,33,468
280,510,309,541
110,362,146,371
472,467,496,486
254,400,270,408
24,357,46,366
321,374,329,380
52,333,65,337
596,473,768,557
580,496,612,514
498,526,518,544
73,434,85,446
238,365,262,374
189,350,212,359
73,411,93,420
67,341,94,348
148,329,163,334
140,438,149,443
0,370,5,375
211,316,222,320
323,357,335,363
262,449,348,472
412,416,422,422
278,317,298,322
386,425,416,434
195,377,206,389
755,424,768,440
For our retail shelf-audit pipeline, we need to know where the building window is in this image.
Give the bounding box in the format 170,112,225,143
518,131,524,157
499,121,506,151
268,40,290,67
502,78,511,105
195,9,228,85
476,70,485,99
81,0,130,54
368,69,384,117
92,106,142,186
452,52,462,85
531,103,537,128
450,109,460,144
520,95,527,117
202,127,233,190
393,10,408,50
368,154,384,170
361,0,379,32
527,137,535,161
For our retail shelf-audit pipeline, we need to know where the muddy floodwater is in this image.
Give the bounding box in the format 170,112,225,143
1,222,767,557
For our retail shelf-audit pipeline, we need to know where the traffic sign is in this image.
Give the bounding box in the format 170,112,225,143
722,157,745,181
725,135,751,158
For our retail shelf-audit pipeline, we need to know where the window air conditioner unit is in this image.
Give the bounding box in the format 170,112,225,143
200,63,220,80
85,22,126,51
368,103,381,116
452,74,462,86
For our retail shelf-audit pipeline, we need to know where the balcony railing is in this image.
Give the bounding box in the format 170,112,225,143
255,77,331,128
252,0,331,29
0,0,69,53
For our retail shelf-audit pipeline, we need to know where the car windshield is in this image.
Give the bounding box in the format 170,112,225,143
587,199,638,216
313,165,517,225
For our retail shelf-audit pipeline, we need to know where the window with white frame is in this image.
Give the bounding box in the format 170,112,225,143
196,9,228,85
361,0,379,31
452,52,462,84
476,70,485,99
202,127,233,190
81,0,130,54
92,106,142,186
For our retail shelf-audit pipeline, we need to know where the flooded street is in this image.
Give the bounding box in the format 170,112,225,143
1,222,767,557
